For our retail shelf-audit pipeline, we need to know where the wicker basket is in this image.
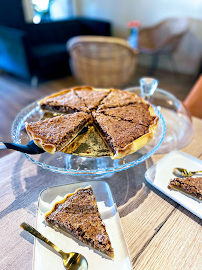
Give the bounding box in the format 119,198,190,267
67,36,139,88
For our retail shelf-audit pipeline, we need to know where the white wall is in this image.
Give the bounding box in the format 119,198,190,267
75,0,202,74
22,0,34,23
50,0,69,20
22,0,76,23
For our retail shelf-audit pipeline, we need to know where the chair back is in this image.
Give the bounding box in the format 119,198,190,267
151,18,189,53
67,36,139,88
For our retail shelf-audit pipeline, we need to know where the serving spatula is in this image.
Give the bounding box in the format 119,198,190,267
0,141,45,154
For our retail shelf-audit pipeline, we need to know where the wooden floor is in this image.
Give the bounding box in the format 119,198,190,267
0,66,196,158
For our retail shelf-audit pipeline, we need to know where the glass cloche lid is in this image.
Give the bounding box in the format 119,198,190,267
124,77,194,154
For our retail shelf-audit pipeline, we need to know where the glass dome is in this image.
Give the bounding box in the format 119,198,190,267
125,80,194,154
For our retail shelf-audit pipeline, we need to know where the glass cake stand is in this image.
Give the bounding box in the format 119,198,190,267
11,101,166,176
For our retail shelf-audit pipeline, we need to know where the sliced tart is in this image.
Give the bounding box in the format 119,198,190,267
168,177,202,201
98,103,158,127
39,88,89,113
74,86,110,110
98,89,143,110
25,112,92,154
27,87,159,158
92,112,157,159
45,186,114,259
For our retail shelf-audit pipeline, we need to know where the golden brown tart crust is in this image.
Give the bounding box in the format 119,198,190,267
25,112,92,154
45,186,114,259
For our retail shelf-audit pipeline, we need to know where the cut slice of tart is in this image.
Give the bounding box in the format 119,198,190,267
92,112,157,159
98,89,143,110
74,86,110,110
45,186,114,259
25,112,92,154
98,103,158,127
39,88,89,113
168,177,202,201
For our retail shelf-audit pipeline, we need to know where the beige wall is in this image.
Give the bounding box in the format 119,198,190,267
75,0,202,75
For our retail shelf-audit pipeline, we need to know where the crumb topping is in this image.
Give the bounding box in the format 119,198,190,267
98,89,142,109
75,88,110,110
98,103,157,126
40,90,89,112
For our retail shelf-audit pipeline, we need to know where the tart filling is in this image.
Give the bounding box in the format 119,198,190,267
25,112,92,154
45,186,114,259
168,177,202,201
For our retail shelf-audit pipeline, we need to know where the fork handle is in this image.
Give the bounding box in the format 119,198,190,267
20,222,64,255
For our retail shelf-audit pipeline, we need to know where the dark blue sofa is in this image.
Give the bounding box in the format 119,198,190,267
0,18,111,81
0,1,111,81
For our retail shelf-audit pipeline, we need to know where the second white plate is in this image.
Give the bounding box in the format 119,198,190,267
145,151,202,219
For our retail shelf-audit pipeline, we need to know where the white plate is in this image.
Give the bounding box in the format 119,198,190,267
33,181,132,270
145,151,202,219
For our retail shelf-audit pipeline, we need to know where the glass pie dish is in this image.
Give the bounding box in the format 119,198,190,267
11,101,166,176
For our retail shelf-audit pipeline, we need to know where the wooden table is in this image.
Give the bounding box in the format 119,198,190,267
1,117,202,270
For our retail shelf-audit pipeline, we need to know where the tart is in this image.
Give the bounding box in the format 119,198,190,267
168,177,202,201
98,89,143,110
39,88,89,113
45,186,114,259
92,111,157,159
25,112,92,154
29,86,159,158
74,86,110,110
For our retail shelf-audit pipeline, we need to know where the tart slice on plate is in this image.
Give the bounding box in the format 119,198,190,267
45,186,114,259
74,86,110,110
39,88,89,113
168,177,202,202
25,112,92,154
92,112,157,159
